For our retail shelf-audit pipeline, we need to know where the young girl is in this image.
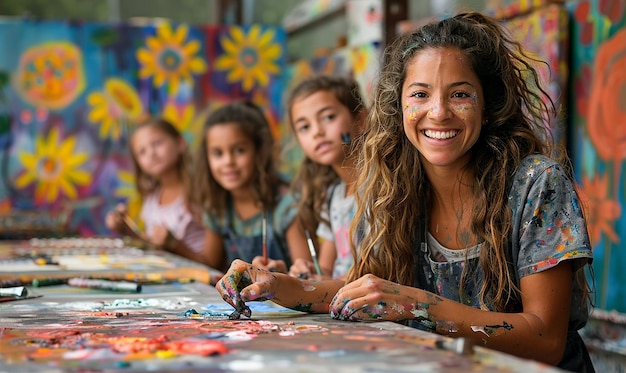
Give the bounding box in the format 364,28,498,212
105,117,208,265
286,75,367,280
216,12,594,372
194,101,311,273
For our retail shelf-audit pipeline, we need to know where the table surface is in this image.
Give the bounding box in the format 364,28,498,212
0,279,567,373
0,237,223,285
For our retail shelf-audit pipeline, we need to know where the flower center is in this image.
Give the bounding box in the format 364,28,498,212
40,157,58,176
240,47,258,68
159,48,182,72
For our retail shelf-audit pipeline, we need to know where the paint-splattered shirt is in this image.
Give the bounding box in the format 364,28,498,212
413,154,593,371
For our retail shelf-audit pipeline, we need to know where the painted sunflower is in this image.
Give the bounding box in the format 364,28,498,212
136,22,207,95
215,25,282,92
87,78,144,140
15,128,91,203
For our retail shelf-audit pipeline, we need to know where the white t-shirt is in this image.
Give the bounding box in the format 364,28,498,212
316,181,356,279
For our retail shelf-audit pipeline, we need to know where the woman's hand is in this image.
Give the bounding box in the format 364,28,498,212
251,256,287,273
216,259,282,315
329,273,419,322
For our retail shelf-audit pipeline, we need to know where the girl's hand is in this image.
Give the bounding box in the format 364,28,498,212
105,203,127,232
150,225,169,247
216,259,281,314
251,256,287,273
329,274,418,322
288,258,316,278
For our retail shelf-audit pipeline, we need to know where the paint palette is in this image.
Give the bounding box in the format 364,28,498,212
0,237,222,285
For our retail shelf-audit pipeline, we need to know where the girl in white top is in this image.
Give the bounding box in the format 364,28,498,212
287,76,367,280
105,118,208,265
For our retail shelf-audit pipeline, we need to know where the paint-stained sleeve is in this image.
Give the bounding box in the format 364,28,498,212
511,155,593,279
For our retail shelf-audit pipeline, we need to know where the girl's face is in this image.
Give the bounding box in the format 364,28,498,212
291,90,357,167
401,47,484,173
131,126,183,178
205,123,256,193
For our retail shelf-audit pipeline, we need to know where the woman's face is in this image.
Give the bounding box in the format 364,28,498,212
401,47,485,173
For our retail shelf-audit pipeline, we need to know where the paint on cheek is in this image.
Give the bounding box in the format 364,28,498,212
449,103,475,122
404,103,423,122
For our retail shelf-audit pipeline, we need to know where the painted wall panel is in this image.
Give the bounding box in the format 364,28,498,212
0,20,286,237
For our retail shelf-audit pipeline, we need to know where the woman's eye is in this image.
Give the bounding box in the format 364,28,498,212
409,91,427,99
452,91,471,99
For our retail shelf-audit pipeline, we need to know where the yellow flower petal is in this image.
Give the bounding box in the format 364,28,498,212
257,29,276,48
254,70,269,87
189,58,207,74
145,36,162,52
58,136,76,158
68,169,91,185
65,152,88,168
215,55,236,70
183,40,200,56
153,72,166,87
87,92,106,106
227,67,245,83
157,22,173,42
221,37,239,56
260,44,281,60
242,75,254,91
137,49,155,64
247,25,260,44
18,152,38,170
45,182,59,203
168,76,180,95
231,27,245,44
15,171,36,188
173,24,188,45
58,177,77,199
43,129,60,156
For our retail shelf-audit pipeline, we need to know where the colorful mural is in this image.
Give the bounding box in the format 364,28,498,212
502,4,570,148
0,20,286,237
568,0,626,312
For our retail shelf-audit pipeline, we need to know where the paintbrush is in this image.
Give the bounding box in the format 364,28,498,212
305,230,322,275
262,212,268,265
123,215,142,236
